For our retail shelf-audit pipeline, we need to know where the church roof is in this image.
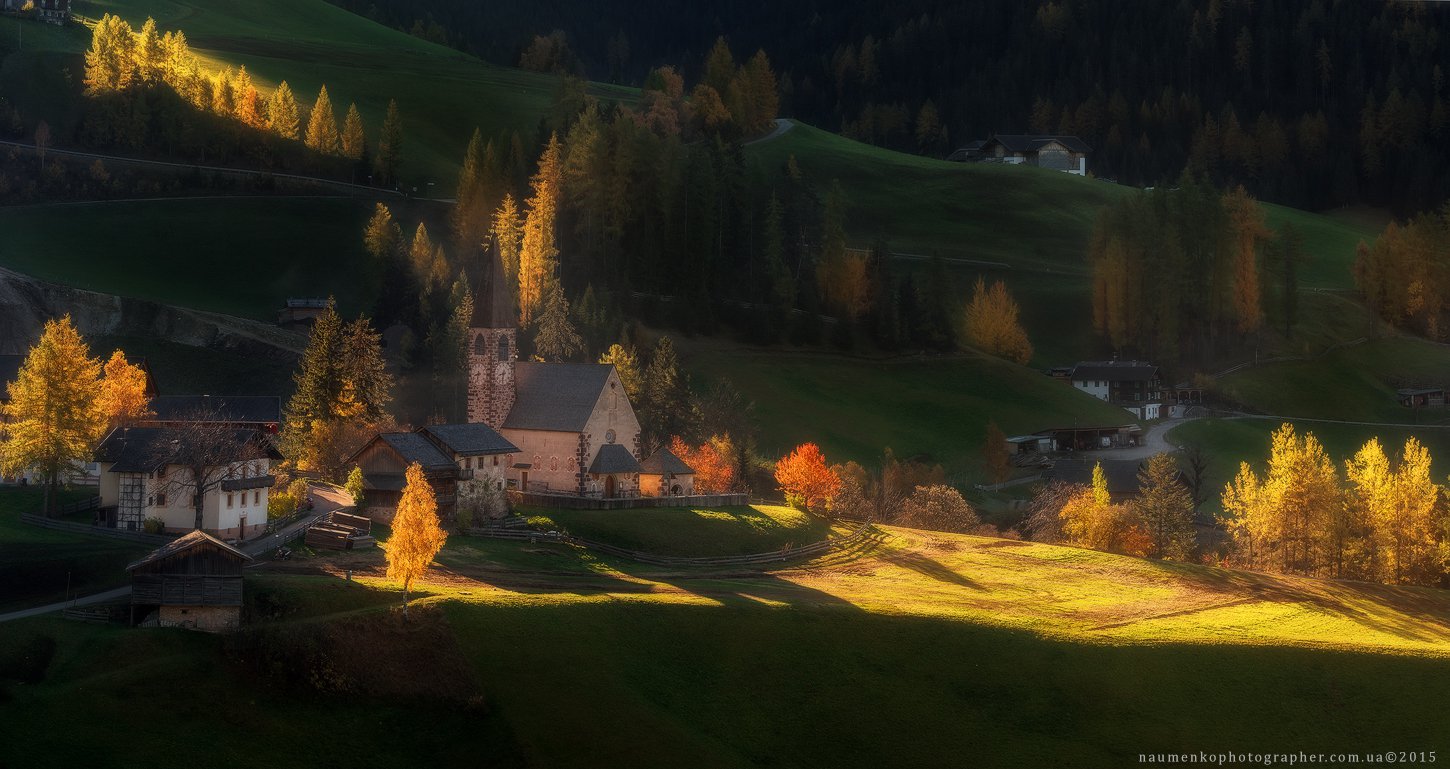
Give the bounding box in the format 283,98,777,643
588,443,641,475
504,363,617,432
640,447,693,475
418,423,519,457
471,235,516,329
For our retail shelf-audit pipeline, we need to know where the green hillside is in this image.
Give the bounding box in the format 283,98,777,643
6,519,1450,768
677,338,1131,481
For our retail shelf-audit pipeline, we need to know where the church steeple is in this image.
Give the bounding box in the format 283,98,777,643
467,237,517,428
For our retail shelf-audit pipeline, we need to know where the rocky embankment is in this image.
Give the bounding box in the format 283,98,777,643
0,266,304,362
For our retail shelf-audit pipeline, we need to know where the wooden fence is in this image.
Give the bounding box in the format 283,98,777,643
508,491,750,510
19,513,174,545
467,522,880,568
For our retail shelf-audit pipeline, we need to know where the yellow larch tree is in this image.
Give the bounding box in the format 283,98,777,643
304,84,341,155
0,316,106,514
1058,462,1142,554
1382,438,1441,584
1224,185,1271,335
518,134,565,326
964,276,1034,364
386,462,448,617
98,350,153,431
1222,423,1341,576
492,193,524,286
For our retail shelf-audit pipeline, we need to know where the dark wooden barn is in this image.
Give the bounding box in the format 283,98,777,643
127,530,253,632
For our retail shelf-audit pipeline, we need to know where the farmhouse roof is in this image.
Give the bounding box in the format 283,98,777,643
470,235,516,329
504,363,617,432
418,423,519,457
1069,360,1160,382
640,447,693,475
149,395,282,425
126,529,252,572
588,443,641,475
375,432,456,472
95,426,279,473
986,134,1092,154
1397,388,1445,396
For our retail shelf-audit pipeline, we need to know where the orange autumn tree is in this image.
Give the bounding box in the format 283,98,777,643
1223,185,1272,335
98,350,153,430
774,442,841,515
964,276,1033,364
386,463,448,617
670,435,736,493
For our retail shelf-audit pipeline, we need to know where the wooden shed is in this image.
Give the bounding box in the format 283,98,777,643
127,530,252,632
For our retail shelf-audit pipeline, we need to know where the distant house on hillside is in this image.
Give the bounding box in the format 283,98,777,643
1397,388,1447,409
277,298,331,327
1068,360,1162,420
1,0,69,22
128,530,251,632
947,134,1091,175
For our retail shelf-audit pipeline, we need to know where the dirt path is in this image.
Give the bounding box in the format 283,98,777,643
744,118,795,146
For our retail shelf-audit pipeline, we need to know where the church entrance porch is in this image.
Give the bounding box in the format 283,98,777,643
604,475,616,498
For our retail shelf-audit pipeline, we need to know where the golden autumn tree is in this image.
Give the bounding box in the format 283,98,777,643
386,462,448,617
98,351,153,430
1223,185,1271,335
1058,463,1143,554
1222,423,1341,576
492,193,524,284
775,443,842,515
341,103,367,161
670,435,736,493
964,276,1034,364
1372,438,1441,584
266,80,301,140
518,135,565,326
304,84,341,155
1,316,106,514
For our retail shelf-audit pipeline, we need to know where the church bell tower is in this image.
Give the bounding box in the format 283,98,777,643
467,237,517,428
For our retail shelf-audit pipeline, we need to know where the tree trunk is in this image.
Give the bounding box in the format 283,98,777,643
45,470,57,517
402,581,410,619
194,481,204,531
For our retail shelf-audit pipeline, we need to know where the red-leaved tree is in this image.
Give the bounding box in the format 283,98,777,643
774,443,841,514
670,435,737,493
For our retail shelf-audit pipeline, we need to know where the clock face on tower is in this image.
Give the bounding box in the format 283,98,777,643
470,363,486,381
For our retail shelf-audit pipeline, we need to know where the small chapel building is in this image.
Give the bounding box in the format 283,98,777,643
466,241,673,500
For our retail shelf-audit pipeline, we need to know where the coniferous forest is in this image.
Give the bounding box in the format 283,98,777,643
331,0,1450,214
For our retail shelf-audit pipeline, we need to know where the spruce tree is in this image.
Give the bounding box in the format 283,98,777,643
339,317,393,421
532,283,584,362
282,299,344,458
363,203,400,261
452,127,489,251
1132,453,1197,561
375,98,404,186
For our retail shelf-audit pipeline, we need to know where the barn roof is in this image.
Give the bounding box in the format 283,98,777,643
588,443,641,475
126,529,252,572
375,432,456,472
95,426,279,473
639,447,693,475
149,395,282,425
1069,360,1159,382
418,423,519,457
504,363,616,432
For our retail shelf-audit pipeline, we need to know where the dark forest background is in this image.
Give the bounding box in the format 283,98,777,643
328,0,1450,215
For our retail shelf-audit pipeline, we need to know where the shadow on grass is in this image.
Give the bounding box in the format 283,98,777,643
1136,558,1450,644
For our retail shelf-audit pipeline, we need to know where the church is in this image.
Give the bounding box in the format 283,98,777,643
466,243,673,500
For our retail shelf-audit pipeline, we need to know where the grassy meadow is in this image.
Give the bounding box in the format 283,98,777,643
676,338,1131,483
0,487,148,613
521,504,840,557
6,514,1450,768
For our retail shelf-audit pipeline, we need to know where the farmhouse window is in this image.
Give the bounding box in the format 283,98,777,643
254,491,260,505
226,494,234,508
156,493,166,506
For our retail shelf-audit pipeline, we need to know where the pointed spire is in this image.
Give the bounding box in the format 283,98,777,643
471,234,515,329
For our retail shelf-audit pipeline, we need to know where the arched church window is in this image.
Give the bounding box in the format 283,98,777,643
497,335,509,360
473,334,487,355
